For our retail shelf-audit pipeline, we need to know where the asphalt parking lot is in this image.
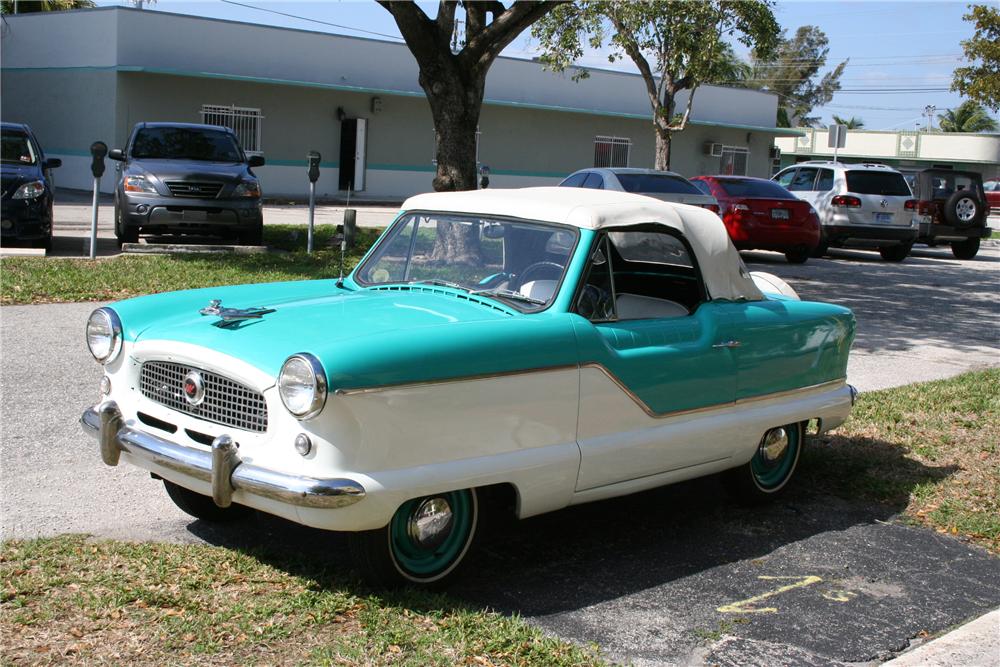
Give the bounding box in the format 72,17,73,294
1,204,999,665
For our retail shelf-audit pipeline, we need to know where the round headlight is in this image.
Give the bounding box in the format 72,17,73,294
278,353,327,419
86,308,122,363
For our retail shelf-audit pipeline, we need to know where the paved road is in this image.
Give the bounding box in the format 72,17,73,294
2,236,999,665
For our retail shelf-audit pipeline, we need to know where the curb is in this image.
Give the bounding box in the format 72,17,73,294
882,608,1000,666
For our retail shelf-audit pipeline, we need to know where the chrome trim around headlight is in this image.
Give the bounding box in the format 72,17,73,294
80,401,365,509
278,353,328,420
86,307,123,364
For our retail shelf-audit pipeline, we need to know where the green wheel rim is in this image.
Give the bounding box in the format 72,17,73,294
389,489,475,579
751,424,800,490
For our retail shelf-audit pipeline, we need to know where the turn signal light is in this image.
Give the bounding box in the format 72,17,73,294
831,195,862,208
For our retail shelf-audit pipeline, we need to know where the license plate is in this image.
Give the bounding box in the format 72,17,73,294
875,212,893,223
770,208,789,220
182,210,207,222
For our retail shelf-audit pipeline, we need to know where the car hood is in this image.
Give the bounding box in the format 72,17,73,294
114,280,517,379
1,164,40,193
129,159,248,182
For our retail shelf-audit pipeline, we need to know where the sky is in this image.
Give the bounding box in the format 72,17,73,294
96,0,981,131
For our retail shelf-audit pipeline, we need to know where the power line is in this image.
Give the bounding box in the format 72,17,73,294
217,0,405,42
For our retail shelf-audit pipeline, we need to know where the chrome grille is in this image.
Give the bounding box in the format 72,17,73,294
165,181,224,198
139,361,268,432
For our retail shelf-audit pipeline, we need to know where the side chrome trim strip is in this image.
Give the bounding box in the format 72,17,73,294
334,362,847,421
81,402,365,509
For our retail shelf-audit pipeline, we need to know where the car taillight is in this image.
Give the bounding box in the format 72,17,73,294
831,195,862,208
917,201,933,215
904,199,917,211
702,203,720,214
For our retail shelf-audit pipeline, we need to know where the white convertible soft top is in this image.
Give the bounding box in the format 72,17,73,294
401,187,764,302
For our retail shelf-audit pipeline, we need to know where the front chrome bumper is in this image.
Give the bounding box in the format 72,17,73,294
81,401,365,510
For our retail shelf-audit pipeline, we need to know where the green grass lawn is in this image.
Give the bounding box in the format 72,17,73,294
0,226,381,306
2,371,996,664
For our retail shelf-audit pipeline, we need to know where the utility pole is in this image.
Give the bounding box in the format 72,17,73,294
923,105,936,132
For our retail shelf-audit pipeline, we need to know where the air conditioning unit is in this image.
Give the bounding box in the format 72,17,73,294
769,145,781,160
704,142,724,157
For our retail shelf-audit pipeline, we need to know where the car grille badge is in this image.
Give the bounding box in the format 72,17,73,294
199,299,275,328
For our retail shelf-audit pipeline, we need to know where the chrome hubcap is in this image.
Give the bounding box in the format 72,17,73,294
956,198,976,221
407,497,454,550
760,427,789,463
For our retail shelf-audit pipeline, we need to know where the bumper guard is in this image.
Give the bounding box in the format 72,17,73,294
81,401,365,510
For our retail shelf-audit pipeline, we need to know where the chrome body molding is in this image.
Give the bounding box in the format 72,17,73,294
335,361,849,422
81,401,366,510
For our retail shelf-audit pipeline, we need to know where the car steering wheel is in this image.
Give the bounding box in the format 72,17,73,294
513,261,565,291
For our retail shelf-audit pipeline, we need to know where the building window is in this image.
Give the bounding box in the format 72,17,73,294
594,136,631,168
720,146,749,175
200,104,264,154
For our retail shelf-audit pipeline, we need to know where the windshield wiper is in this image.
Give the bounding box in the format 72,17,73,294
470,287,546,305
411,279,471,291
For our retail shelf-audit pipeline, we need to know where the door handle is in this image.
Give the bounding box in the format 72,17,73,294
712,340,742,349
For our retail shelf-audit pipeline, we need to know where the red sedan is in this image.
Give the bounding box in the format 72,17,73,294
691,176,821,263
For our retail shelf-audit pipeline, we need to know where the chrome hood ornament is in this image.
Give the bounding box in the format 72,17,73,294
199,299,275,327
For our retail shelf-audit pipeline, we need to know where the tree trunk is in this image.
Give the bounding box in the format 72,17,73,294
653,116,672,171
420,63,484,263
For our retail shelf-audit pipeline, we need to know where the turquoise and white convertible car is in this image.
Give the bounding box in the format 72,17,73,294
81,187,856,587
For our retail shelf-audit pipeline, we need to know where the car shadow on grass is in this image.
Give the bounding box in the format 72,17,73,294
185,432,958,618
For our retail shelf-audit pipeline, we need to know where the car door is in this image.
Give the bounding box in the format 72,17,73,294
571,228,738,490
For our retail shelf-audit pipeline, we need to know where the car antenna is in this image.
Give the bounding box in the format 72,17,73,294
336,185,352,288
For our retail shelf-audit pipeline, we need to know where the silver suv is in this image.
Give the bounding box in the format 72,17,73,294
773,162,917,261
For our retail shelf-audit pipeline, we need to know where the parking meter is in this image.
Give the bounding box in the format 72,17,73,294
88,142,109,258
90,141,108,178
479,164,490,190
307,151,321,183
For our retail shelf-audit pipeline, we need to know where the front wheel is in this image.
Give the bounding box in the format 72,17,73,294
239,221,264,246
349,488,478,589
879,243,911,262
724,423,803,503
163,480,253,522
951,237,980,260
115,203,138,247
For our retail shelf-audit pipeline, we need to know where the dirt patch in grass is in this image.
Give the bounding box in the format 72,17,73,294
0,226,381,306
1,536,602,666
800,369,999,552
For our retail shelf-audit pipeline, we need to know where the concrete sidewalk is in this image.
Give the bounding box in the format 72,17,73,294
883,608,999,667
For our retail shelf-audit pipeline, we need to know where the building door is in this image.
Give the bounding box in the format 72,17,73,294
338,118,367,192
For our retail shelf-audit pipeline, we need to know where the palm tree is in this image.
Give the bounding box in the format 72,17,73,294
831,115,865,129
1,0,95,13
937,101,999,133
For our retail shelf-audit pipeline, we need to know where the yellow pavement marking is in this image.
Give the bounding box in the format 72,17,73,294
822,589,858,603
717,575,823,614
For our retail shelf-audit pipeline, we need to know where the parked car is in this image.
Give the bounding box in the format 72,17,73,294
911,169,991,260
109,122,265,246
983,179,1000,217
691,175,820,263
81,187,856,588
773,161,917,261
559,167,719,211
1,122,61,250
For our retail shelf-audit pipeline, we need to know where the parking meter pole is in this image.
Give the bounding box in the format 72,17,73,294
306,151,321,255
307,181,316,254
89,178,100,259
88,141,108,259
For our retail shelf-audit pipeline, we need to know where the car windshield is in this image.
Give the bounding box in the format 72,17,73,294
715,179,796,199
1,131,36,165
131,127,243,162
845,170,911,196
616,174,702,195
355,213,579,310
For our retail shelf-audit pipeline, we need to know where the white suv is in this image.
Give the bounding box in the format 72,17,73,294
773,162,917,261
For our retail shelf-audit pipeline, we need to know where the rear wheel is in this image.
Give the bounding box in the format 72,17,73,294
349,488,478,589
163,480,253,522
879,243,911,262
951,237,980,260
784,246,810,264
724,423,804,503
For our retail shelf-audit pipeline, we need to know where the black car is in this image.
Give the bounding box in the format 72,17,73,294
1,122,61,250
911,168,991,260
109,123,265,245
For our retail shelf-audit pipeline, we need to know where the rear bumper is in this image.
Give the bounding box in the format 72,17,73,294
823,224,917,247
917,223,990,243
81,401,365,510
